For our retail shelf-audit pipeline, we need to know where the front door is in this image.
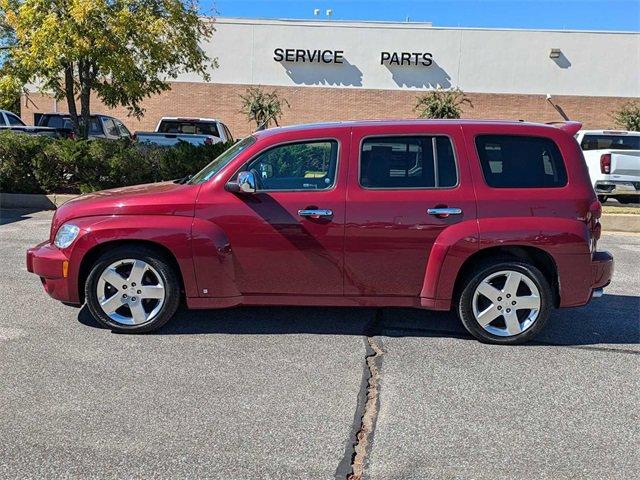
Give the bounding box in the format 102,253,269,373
200,130,350,296
344,124,477,297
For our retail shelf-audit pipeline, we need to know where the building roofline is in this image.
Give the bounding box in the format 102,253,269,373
209,16,639,35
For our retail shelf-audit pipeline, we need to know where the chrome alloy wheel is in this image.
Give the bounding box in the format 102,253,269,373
472,270,541,337
96,259,166,326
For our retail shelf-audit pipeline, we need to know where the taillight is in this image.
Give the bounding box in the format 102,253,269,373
589,199,602,220
204,137,213,145
588,199,602,248
600,153,611,174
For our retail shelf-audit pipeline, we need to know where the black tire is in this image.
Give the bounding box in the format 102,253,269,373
457,258,553,345
597,195,608,203
85,245,181,333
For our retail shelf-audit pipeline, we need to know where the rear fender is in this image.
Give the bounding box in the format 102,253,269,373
422,217,591,309
420,220,479,306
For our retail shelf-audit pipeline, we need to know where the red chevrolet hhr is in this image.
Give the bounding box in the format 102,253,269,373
27,120,613,344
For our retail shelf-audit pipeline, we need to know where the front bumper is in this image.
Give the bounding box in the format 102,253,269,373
26,241,77,304
595,180,640,196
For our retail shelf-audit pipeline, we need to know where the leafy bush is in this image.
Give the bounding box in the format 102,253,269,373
0,131,231,194
0,131,49,193
414,87,473,119
612,102,640,131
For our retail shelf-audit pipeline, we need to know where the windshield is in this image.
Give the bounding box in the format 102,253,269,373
581,134,640,151
189,136,256,184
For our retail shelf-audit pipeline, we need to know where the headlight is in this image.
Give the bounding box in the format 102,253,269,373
54,224,80,249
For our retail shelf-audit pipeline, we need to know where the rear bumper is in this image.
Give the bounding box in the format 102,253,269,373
27,241,78,304
590,250,614,292
595,180,640,196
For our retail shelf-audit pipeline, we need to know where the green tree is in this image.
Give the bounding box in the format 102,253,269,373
414,87,472,119
239,86,290,131
0,73,21,113
1,0,214,137
612,102,640,131
0,13,22,113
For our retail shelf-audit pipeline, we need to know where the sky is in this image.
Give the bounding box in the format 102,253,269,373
203,0,640,31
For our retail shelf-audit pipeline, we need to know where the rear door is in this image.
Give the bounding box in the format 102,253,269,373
344,124,477,297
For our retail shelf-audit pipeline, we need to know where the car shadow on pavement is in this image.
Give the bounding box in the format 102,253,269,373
77,293,639,347
0,208,47,226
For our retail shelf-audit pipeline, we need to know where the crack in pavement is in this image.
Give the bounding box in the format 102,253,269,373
336,309,385,480
335,309,636,479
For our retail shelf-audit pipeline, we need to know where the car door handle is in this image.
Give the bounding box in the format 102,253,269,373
298,209,333,219
427,207,463,218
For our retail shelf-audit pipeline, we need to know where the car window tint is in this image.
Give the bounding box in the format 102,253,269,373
245,140,338,191
6,113,24,126
103,118,119,136
115,121,131,137
89,118,103,135
45,116,64,128
360,136,457,189
158,120,220,137
476,135,567,188
580,134,640,151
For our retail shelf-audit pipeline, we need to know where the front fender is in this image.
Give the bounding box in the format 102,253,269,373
67,214,199,299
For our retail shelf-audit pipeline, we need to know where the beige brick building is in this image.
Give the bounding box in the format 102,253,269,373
21,18,640,138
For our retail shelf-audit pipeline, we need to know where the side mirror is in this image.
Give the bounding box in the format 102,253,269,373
236,170,257,193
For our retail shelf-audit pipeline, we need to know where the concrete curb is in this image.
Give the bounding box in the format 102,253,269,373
599,214,640,233
1,193,639,232
0,193,77,210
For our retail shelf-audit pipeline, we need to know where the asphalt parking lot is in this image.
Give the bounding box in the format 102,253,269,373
1,209,638,479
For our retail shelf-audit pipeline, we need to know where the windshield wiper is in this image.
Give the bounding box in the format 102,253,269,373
174,174,193,184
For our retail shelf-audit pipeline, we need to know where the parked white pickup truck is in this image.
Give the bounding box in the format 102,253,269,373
134,117,233,147
576,129,640,204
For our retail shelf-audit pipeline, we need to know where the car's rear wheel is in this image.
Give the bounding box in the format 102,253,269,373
457,259,552,344
85,246,180,333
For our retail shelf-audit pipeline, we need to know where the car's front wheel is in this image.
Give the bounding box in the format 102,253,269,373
457,259,552,344
85,245,180,333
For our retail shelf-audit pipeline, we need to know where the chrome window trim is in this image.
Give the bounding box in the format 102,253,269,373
357,133,460,191
229,137,342,193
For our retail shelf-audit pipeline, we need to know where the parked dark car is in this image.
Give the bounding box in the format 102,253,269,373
0,109,74,138
36,113,132,140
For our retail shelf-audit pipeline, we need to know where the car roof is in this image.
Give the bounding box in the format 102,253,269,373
253,119,581,138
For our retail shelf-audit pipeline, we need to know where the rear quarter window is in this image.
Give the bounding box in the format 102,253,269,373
475,135,567,188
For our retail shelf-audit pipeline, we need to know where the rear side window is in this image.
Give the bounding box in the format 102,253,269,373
360,136,457,189
475,135,567,188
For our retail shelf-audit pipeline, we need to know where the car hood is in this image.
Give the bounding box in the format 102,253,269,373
51,181,200,238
